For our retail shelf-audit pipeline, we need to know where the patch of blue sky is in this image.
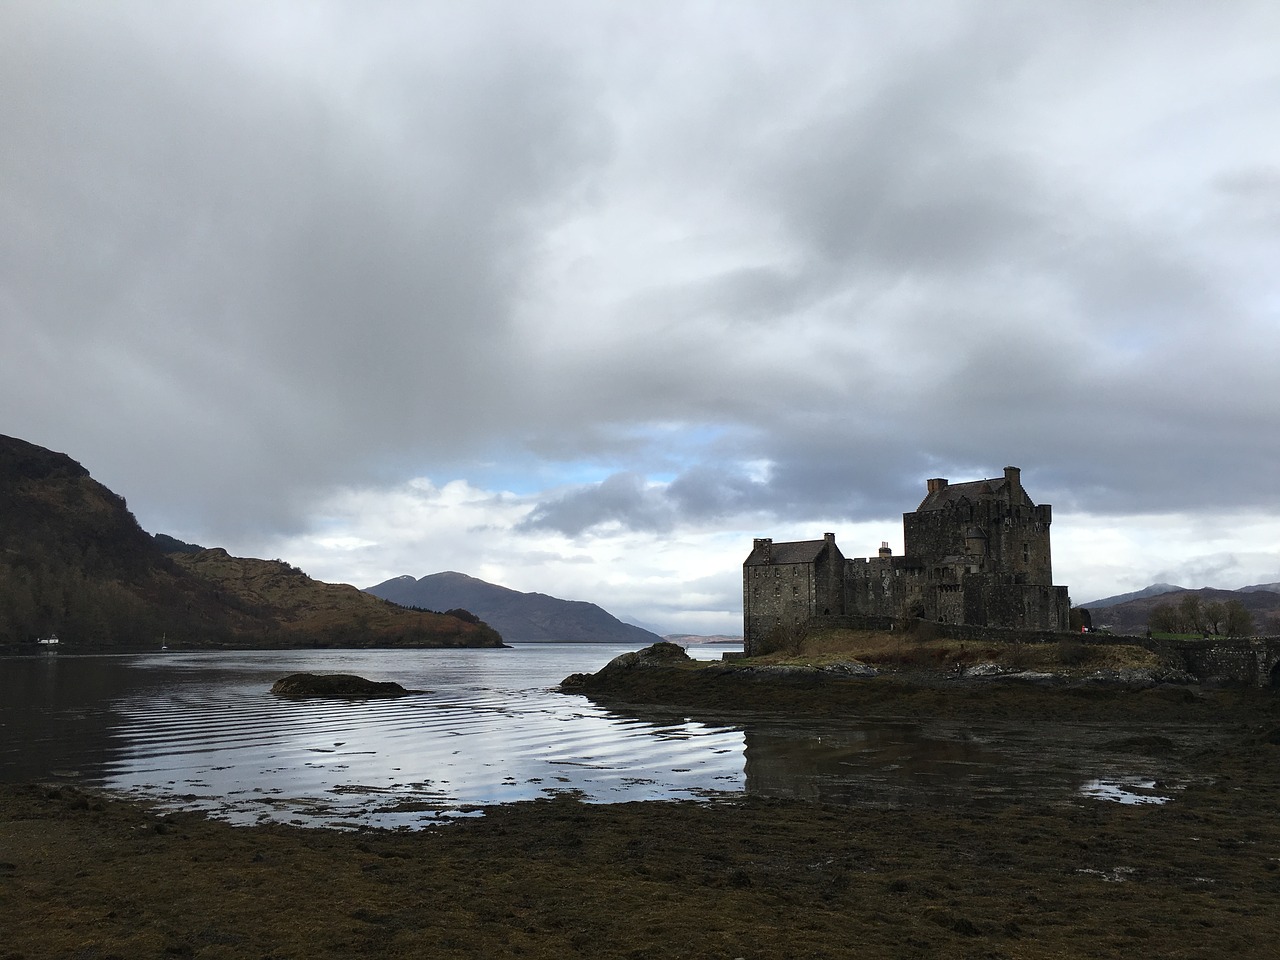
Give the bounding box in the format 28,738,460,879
388,423,750,496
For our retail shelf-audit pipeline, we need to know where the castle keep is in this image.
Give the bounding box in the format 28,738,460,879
743,467,1070,655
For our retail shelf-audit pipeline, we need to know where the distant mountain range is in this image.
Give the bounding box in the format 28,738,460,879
1081,582,1280,635
365,571,664,645
0,434,502,651
1078,583,1187,608
1082,581,1280,609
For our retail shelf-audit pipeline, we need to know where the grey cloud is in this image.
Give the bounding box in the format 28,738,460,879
4,0,1280,559
517,472,674,536
2,1,611,535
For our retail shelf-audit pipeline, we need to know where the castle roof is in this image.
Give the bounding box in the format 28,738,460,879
744,539,834,565
915,475,1034,512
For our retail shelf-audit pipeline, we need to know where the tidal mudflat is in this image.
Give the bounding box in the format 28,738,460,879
5,674,1280,959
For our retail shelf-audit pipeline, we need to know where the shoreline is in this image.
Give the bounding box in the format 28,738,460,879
6,724,1280,960
7,645,1280,958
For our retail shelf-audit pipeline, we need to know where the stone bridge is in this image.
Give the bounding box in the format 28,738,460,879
1166,637,1280,688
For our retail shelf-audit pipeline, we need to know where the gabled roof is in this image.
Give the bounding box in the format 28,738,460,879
744,539,833,565
916,476,1033,512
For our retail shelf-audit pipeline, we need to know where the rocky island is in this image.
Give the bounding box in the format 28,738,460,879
269,673,417,699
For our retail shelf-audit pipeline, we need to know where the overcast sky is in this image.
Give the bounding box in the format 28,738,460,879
5,1,1280,634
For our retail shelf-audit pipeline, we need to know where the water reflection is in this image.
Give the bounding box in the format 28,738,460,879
0,654,137,780
1,647,1197,828
744,724,1002,806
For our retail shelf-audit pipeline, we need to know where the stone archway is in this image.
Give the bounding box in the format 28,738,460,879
1269,659,1280,689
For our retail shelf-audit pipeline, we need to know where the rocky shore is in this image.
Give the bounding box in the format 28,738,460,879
6,638,1280,958
559,640,1222,723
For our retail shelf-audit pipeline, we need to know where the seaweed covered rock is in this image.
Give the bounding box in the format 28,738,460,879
270,673,415,700
600,640,691,672
561,641,691,691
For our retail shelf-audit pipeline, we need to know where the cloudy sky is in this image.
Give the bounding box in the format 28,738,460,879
4,1,1279,635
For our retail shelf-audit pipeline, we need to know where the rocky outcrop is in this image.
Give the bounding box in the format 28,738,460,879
713,660,879,682
559,642,881,699
561,641,691,689
270,673,416,700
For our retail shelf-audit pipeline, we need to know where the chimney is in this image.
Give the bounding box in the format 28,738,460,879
878,541,892,559
824,532,836,544
927,478,949,494
754,537,773,562
1004,466,1021,489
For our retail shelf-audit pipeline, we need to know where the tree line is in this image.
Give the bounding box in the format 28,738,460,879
1148,595,1252,637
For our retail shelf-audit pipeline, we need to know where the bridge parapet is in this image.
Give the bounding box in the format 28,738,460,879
1172,637,1280,688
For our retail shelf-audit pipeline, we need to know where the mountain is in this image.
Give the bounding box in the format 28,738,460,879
171,550,504,649
1084,586,1280,636
366,571,664,645
1237,582,1280,595
1079,583,1186,608
153,533,205,554
0,434,502,651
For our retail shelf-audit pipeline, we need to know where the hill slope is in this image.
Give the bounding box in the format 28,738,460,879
366,571,662,645
0,434,502,651
171,550,503,649
1085,587,1280,636
1080,583,1185,608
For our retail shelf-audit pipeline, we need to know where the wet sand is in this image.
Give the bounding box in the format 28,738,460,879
5,680,1280,959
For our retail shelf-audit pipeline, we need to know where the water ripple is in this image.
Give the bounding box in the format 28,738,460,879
98,666,747,827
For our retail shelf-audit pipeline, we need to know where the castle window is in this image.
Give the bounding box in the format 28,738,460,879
1022,543,1029,562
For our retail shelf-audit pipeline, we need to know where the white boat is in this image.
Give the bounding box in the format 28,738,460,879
36,633,60,650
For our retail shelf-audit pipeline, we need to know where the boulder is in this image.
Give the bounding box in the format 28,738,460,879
270,673,415,700
560,641,691,690
599,641,691,673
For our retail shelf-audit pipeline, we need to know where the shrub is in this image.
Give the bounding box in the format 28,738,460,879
1056,637,1093,666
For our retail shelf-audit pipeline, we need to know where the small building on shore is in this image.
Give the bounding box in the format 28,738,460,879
743,466,1071,655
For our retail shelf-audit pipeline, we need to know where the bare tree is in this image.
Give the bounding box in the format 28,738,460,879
1224,600,1253,637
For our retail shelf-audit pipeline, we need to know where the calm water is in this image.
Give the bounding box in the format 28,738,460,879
1,644,1192,828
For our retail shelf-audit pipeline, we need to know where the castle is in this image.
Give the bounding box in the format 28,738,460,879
742,466,1071,655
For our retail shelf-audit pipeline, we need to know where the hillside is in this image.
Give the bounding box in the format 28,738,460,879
0,434,503,651
1084,586,1280,636
170,550,503,649
366,571,663,645
1080,583,1185,608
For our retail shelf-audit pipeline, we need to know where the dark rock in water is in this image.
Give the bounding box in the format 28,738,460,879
560,641,691,690
270,673,415,700
599,641,691,672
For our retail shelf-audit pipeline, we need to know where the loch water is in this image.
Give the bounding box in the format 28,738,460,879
2,644,1192,828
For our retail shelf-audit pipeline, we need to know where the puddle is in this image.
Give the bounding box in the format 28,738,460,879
1079,777,1172,805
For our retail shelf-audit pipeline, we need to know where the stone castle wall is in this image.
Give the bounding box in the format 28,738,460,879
743,467,1071,652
